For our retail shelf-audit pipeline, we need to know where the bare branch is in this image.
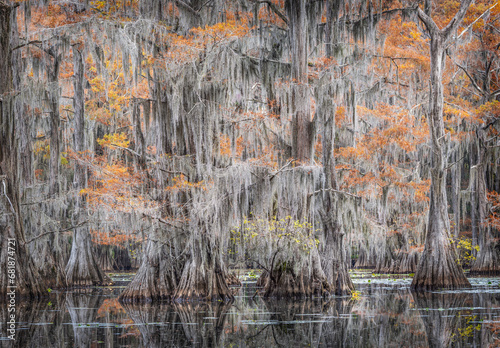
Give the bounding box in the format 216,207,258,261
454,62,483,94
253,0,288,25
443,0,474,40
417,7,440,34
456,2,499,40
173,0,201,17
26,220,88,244
310,188,362,200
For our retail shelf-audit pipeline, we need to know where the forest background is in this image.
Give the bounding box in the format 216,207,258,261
0,0,500,303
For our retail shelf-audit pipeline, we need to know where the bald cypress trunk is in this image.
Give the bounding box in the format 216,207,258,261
133,99,147,170
318,85,354,295
119,223,182,303
176,0,203,33
174,226,234,302
411,3,472,290
0,2,46,300
47,50,61,197
287,0,312,163
470,128,500,274
65,47,110,287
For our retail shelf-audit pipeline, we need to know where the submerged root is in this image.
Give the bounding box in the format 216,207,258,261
226,271,242,287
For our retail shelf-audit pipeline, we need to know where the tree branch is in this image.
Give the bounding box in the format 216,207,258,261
173,0,201,17
254,0,288,25
456,2,498,41
417,7,439,34
310,188,361,200
454,61,483,94
443,0,473,40
26,220,88,244
142,213,184,229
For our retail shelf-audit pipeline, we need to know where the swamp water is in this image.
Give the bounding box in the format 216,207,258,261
1,272,500,347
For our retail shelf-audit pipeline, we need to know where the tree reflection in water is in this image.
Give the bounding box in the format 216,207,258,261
2,282,500,347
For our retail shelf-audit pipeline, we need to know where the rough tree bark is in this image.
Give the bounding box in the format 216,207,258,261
318,86,354,295
174,227,234,302
287,0,312,163
119,223,182,303
65,47,110,287
261,242,331,299
132,99,147,170
47,46,61,197
411,2,472,290
470,128,500,274
0,1,46,300
324,0,341,58
36,45,68,289
176,0,203,33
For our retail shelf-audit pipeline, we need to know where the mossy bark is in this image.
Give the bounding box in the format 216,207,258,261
411,4,472,290
65,48,110,287
317,84,354,295
261,247,331,299
119,235,181,303
0,2,46,301
470,129,500,275
174,232,234,302
287,0,313,162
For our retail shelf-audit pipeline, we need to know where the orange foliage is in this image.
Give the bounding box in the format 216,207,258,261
97,299,126,317
164,11,253,65
98,133,131,149
257,0,286,27
91,229,142,247
165,174,206,192
488,190,500,230
80,161,151,213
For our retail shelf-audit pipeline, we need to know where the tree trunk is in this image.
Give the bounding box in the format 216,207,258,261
318,85,354,295
0,2,46,301
261,244,331,299
177,0,203,33
133,99,147,170
65,47,110,287
119,225,182,303
321,215,354,294
287,0,312,163
47,48,61,197
174,230,234,302
411,3,472,290
450,149,461,237
324,0,341,58
470,128,500,274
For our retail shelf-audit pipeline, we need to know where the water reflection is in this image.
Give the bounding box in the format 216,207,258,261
2,274,500,347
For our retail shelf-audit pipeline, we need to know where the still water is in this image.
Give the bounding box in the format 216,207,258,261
1,272,500,347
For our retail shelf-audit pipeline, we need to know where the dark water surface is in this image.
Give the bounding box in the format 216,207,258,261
2,272,500,347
